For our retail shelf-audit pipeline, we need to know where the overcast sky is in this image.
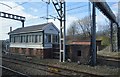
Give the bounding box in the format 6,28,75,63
0,0,119,40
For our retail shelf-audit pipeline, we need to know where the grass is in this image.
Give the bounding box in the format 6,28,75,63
2,53,120,76
32,58,119,75
97,46,120,58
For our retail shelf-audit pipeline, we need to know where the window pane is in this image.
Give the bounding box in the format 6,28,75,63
45,34,48,43
24,36,26,42
10,36,11,42
26,35,28,43
48,34,51,43
39,35,41,42
21,36,22,43
56,35,58,42
32,35,34,43
22,36,24,42
53,35,55,43
35,35,37,43
29,35,31,42
14,37,15,43
52,35,58,43
77,50,81,56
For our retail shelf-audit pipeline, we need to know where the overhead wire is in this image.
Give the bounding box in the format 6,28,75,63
4,2,88,23
39,4,88,20
67,4,87,11
5,2,28,11
0,2,12,9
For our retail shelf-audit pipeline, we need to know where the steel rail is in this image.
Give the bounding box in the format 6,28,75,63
2,58,70,77
0,65,30,77
2,56,103,77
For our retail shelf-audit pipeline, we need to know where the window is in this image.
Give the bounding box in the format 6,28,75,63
18,36,20,42
11,37,13,43
29,35,31,42
48,34,51,43
22,36,25,43
20,36,22,43
32,35,34,43
10,36,13,43
14,36,16,43
39,35,41,42
16,36,17,42
10,35,12,42
27,35,29,42
16,36,19,42
23,36,26,42
52,35,55,43
45,34,51,43
53,35,58,43
35,35,38,43
12,37,13,43
55,35,58,42
77,50,81,56
26,35,28,43
23,36,24,42
16,36,18,42
45,35,48,43
13,37,15,43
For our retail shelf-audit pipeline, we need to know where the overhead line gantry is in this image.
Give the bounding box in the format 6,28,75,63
0,11,25,27
52,0,119,65
89,0,119,66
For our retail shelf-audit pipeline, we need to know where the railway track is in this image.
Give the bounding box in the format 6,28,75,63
97,55,120,61
2,58,67,76
1,65,30,77
97,55,120,68
2,56,103,77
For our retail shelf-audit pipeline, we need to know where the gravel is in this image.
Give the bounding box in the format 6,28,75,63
2,53,120,76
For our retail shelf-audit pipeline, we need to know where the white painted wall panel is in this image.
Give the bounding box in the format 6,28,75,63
44,43,52,48
10,43,42,49
10,43,52,49
44,25,59,34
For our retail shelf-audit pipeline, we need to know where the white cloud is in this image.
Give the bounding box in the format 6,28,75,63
95,3,118,32
111,3,118,16
48,15,78,30
0,1,39,40
48,19,60,29
112,3,118,9
30,7,38,12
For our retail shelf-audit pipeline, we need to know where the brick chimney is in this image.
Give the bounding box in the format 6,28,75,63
10,27,12,32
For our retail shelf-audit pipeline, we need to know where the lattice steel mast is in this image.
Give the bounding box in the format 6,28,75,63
52,0,66,62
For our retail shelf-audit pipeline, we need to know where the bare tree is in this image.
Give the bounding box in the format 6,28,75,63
77,16,91,38
67,21,78,42
67,21,77,36
67,16,91,42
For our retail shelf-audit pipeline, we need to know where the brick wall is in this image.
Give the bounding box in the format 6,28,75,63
19,48,22,54
10,47,15,53
9,47,53,59
66,45,90,64
43,48,53,58
35,49,43,58
25,48,29,56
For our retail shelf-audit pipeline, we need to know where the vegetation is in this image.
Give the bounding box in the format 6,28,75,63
3,53,120,75
97,46,120,58
96,36,110,46
67,16,118,51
